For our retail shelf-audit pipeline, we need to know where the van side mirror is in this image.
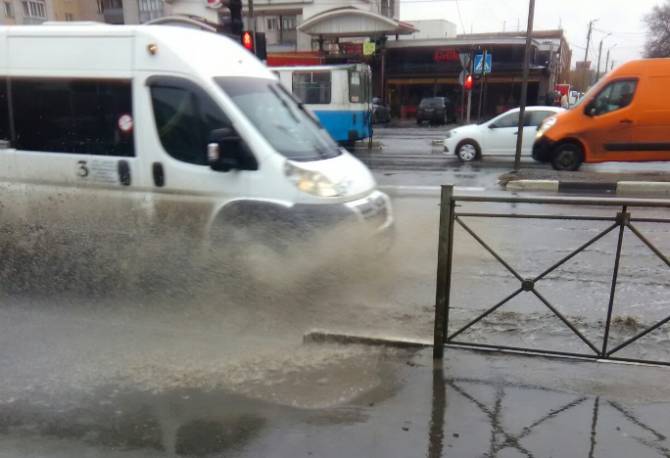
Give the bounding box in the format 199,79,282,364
207,127,258,172
585,103,597,117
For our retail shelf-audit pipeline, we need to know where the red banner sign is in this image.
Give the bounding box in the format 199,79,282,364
339,42,363,56
433,49,459,63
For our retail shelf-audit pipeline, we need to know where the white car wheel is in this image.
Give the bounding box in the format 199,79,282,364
457,142,478,162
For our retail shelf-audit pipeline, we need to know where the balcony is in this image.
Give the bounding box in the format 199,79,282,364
22,16,46,25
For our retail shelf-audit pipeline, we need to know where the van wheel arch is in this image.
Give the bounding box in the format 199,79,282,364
208,201,298,250
551,140,585,171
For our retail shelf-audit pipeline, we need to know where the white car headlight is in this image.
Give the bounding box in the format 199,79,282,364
284,161,346,198
536,116,557,138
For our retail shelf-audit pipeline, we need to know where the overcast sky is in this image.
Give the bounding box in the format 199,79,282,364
399,0,660,68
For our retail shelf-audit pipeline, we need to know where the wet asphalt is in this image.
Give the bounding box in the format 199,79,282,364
1,125,669,456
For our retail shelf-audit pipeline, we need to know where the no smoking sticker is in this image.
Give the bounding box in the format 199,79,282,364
118,114,133,133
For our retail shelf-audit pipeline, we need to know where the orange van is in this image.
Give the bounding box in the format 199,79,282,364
533,59,670,170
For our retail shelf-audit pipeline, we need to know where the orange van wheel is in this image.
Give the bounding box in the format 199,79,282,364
551,142,584,171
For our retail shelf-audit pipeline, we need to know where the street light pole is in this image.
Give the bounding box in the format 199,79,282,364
595,33,611,82
513,0,535,172
604,43,616,77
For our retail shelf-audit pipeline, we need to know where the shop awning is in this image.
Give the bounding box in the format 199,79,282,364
298,7,416,38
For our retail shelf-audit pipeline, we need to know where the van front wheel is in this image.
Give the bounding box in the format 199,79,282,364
551,143,583,171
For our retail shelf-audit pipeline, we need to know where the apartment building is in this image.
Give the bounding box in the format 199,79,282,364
167,0,409,53
1,0,55,25
0,0,168,25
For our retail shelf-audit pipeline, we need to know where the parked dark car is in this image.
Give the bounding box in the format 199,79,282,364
371,97,391,124
416,97,456,125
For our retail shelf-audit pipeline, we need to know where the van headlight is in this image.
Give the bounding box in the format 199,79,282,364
536,116,557,138
284,161,345,197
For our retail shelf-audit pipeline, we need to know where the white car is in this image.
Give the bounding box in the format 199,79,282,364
444,106,565,162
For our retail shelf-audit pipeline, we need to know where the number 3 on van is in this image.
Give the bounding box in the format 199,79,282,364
76,160,89,178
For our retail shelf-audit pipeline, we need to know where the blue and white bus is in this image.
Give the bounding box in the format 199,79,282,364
273,64,372,144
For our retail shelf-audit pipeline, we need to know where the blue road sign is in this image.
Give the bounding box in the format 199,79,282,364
474,53,492,74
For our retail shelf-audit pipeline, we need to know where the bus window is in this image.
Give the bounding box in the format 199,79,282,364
349,70,361,103
292,71,331,104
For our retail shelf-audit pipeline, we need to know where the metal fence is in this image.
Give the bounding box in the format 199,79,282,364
433,185,670,365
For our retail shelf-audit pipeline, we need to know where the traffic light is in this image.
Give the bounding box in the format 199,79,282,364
464,74,473,91
254,32,267,60
219,0,243,36
241,30,253,51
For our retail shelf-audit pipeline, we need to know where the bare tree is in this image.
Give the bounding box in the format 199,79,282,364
644,1,670,58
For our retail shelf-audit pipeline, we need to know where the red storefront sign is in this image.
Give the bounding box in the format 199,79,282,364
339,42,363,56
433,49,459,63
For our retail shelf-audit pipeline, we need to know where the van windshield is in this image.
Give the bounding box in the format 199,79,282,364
215,77,341,162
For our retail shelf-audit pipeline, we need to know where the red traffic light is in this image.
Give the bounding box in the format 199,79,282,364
241,31,254,51
464,74,473,91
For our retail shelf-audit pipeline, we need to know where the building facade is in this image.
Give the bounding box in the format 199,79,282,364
383,30,572,119
1,0,55,25
0,0,166,25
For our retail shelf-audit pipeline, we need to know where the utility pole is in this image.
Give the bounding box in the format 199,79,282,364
595,39,603,82
583,19,596,92
248,0,256,53
595,32,611,83
477,49,487,120
513,0,535,172
584,20,595,64
604,44,616,77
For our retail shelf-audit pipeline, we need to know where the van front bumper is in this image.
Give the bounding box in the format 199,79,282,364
290,190,394,249
532,136,556,162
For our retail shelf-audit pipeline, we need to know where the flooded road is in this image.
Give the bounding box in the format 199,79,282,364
0,147,669,455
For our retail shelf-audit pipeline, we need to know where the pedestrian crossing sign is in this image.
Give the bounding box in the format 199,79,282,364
474,53,492,75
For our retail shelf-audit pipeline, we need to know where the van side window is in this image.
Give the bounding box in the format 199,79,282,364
0,80,8,143
11,79,134,156
150,81,231,165
591,80,637,116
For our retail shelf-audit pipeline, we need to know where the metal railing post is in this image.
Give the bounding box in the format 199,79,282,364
434,185,455,359
601,205,628,357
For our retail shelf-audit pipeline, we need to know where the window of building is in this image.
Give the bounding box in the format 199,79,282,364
4,1,14,18
21,0,46,19
139,0,164,23
380,0,389,17
103,0,122,9
281,15,296,30
11,79,135,156
150,80,230,165
266,17,278,31
292,72,331,105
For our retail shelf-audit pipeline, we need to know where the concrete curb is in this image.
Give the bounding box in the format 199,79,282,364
303,330,431,349
506,179,670,196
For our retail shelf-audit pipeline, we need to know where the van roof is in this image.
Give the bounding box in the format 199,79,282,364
611,58,670,78
0,24,273,80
